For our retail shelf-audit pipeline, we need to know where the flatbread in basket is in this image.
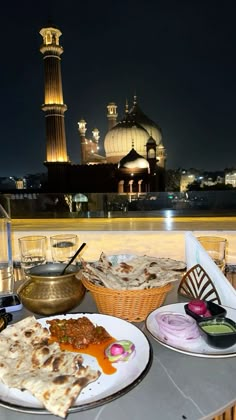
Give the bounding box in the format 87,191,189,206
80,253,186,290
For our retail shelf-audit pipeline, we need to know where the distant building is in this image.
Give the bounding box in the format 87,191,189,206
0,177,17,190
201,172,225,187
225,170,236,187
180,170,200,192
39,22,166,193
180,170,226,192
0,173,47,192
15,179,25,189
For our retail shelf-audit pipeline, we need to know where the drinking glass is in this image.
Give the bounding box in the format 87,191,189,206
197,236,227,272
50,234,78,264
18,235,47,274
0,204,14,294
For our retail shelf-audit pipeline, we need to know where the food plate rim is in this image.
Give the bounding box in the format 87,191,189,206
0,312,153,415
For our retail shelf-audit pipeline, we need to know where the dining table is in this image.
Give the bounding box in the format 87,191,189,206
0,280,236,420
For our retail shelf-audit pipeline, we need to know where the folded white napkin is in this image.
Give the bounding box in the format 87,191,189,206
185,232,236,308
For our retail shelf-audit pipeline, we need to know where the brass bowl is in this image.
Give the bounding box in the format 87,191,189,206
17,263,86,316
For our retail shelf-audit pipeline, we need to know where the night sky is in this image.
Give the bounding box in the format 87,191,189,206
1,0,236,177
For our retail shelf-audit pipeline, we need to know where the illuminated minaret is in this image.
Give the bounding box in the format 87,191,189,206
39,23,70,190
92,128,100,143
78,119,87,164
78,120,102,164
107,102,118,131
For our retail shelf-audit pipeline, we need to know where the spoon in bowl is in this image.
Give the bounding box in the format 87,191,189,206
60,242,86,275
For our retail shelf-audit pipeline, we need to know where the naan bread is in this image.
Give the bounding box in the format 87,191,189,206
0,316,100,418
81,254,186,290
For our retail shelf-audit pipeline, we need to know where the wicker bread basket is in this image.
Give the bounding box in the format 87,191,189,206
81,275,172,322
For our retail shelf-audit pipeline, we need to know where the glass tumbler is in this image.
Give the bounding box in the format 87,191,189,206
18,235,47,274
197,236,227,272
50,234,78,264
0,204,14,295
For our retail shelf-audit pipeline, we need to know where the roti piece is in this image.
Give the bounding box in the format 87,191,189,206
0,316,100,418
145,257,186,271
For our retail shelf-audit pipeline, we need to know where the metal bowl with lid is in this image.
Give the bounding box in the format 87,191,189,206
17,263,86,316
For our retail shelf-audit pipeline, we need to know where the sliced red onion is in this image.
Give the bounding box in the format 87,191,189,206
155,312,200,346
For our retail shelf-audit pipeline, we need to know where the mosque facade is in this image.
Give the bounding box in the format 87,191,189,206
39,22,167,193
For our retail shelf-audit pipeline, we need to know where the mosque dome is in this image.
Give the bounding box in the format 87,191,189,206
129,97,163,145
104,114,150,163
104,97,163,164
119,147,149,170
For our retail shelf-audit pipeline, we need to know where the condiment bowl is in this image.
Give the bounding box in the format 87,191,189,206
17,263,85,316
198,317,236,349
184,300,226,322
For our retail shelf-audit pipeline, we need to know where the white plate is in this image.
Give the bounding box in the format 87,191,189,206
145,303,236,358
0,313,152,414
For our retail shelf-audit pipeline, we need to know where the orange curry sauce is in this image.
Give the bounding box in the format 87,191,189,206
50,336,117,375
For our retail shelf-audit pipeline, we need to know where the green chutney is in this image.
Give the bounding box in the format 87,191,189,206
202,323,236,334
